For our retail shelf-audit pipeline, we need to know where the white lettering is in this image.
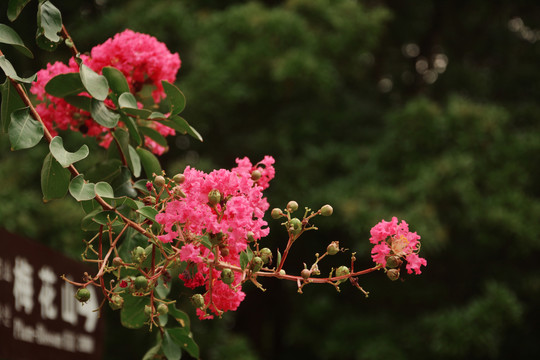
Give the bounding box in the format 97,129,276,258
0,303,12,327
12,317,35,342
13,257,34,314
77,334,95,353
61,278,77,325
38,266,58,320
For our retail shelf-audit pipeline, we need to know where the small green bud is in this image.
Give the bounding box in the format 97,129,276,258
320,204,333,216
109,294,124,310
301,268,311,280
112,256,123,266
173,187,186,198
134,276,148,290
144,305,153,317
154,175,166,187
386,255,401,269
259,248,272,264
336,266,350,278
287,201,299,212
157,303,169,315
251,170,262,181
327,241,340,255
75,288,91,303
220,268,235,285
191,294,205,309
64,38,74,48
278,269,286,276
289,218,303,235
387,268,400,281
251,257,263,272
208,189,221,206
246,231,255,242
131,246,146,263
173,173,185,184
271,208,283,219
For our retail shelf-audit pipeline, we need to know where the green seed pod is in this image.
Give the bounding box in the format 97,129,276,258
75,288,91,303
144,305,153,317
157,303,169,315
259,248,272,264
387,268,400,281
191,294,205,309
278,269,286,276
320,204,333,216
109,294,124,310
131,246,147,264
154,175,166,187
271,208,283,219
327,241,340,255
208,189,221,206
250,256,264,272
301,268,311,280
112,256,123,266
287,201,299,212
251,169,262,181
336,266,350,278
173,173,186,184
220,268,235,285
289,218,303,235
134,276,148,290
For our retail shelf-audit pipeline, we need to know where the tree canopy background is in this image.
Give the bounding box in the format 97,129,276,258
1,0,539,359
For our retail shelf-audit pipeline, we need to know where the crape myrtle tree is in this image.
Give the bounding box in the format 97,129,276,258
0,1,427,359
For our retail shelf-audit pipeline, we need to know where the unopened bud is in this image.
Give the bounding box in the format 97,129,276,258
219,246,230,257
287,201,299,212
250,257,263,272
131,246,146,263
246,231,255,242
157,303,169,315
278,269,286,276
173,187,186,198
336,266,350,278
191,294,205,309
134,276,148,290
301,268,311,280
144,305,152,317
260,248,272,264
289,218,303,235
65,38,74,48
386,255,401,269
173,173,185,184
387,268,400,281
154,175,166,187
271,208,283,219
112,256,123,266
109,294,124,310
208,189,221,206
220,268,235,285
320,204,333,216
327,241,340,255
251,170,262,181
75,288,91,303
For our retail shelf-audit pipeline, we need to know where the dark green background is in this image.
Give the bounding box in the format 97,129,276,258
1,0,539,359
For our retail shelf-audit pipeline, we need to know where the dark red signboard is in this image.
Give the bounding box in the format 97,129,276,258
0,229,104,360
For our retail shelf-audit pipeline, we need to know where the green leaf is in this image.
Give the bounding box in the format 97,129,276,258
95,182,115,198
68,174,96,201
149,112,166,120
276,250,282,269
162,80,186,116
155,276,171,299
86,159,122,183
120,293,150,329
0,24,33,58
142,335,162,360
0,55,36,83
122,114,142,145
118,92,138,108
45,73,84,98
102,67,130,95
1,78,25,133
240,251,249,270
37,0,62,43
137,206,158,221
63,95,91,111
167,327,199,359
92,210,120,225
162,330,182,360
109,166,137,198
110,196,142,210
128,145,141,178
166,115,203,142
133,179,151,195
8,107,43,150
111,128,132,165
81,199,100,214
168,305,191,329
41,152,70,202
80,64,109,101
81,208,101,231
91,99,120,128
140,125,168,147
49,136,89,168
136,147,162,178
7,0,32,21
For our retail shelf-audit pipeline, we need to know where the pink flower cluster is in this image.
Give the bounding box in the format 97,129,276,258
156,157,275,319
30,30,181,155
370,217,427,274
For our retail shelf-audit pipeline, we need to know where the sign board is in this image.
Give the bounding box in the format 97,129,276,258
0,229,104,360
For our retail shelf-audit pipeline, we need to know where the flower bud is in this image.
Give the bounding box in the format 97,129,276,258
134,276,148,290
157,303,169,315
144,305,153,317
246,231,255,242
219,245,230,257
278,269,286,276
289,218,303,235
271,208,283,219
336,266,350,278
287,201,299,212
259,248,272,264
65,38,74,48
301,268,311,280
191,294,205,309
320,204,333,216
250,257,264,272
109,294,124,310
131,246,146,264
173,187,186,198
327,241,340,255
154,175,166,187
75,288,91,303
173,173,185,184
251,170,262,181
386,255,401,269
208,189,221,206
220,268,235,285
387,269,400,281
112,256,123,266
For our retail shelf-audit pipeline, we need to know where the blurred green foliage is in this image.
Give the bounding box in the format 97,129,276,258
2,0,540,359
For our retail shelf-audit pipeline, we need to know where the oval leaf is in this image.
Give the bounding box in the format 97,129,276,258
8,107,44,150
162,331,182,360
0,56,36,83
8,0,32,21
80,64,109,101
139,126,168,147
95,182,115,198
91,99,120,128
162,80,186,116
118,92,138,108
1,78,25,133
45,73,84,98
41,152,70,202
64,95,91,111
0,24,33,58
167,328,200,359
164,115,203,142
137,206,158,221
122,114,142,145
69,174,96,201
37,1,62,43
102,67,130,95
136,147,162,178
50,136,89,168
128,145,141,178
120,294,150,329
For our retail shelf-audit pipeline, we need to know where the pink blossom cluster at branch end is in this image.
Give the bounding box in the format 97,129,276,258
370,217,427,274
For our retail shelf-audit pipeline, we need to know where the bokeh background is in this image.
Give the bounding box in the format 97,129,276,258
1,0,539,359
